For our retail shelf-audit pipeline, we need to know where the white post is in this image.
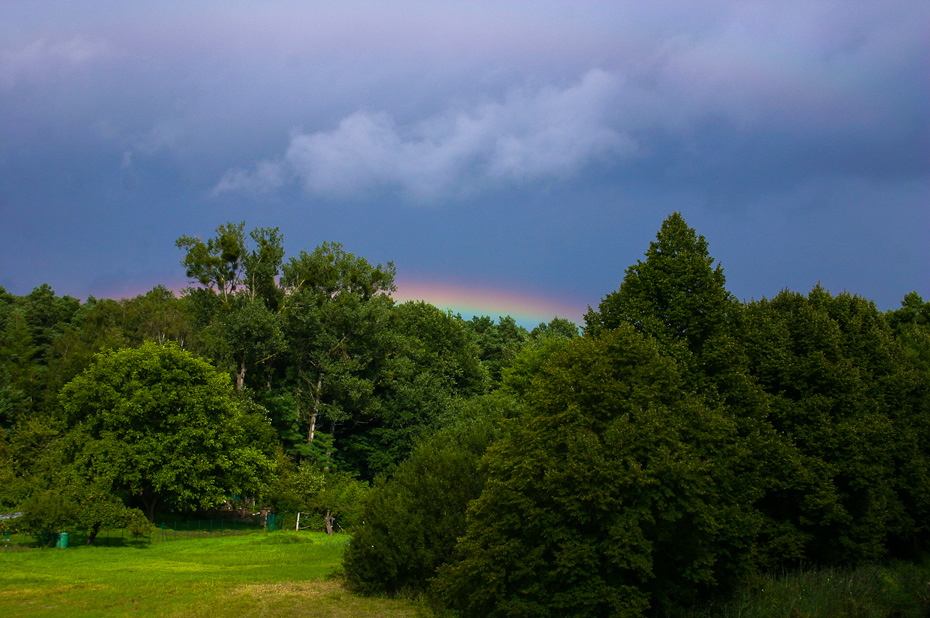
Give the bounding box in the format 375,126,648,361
295,512,301,532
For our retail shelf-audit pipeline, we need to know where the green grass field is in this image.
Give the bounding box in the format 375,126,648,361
0,531,430,618
3,529,927,618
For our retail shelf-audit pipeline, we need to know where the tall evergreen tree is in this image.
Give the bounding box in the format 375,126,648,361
585,212,732,356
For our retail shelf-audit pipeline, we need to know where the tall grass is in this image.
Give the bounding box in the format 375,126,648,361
0,531,430,618
672,562,930,618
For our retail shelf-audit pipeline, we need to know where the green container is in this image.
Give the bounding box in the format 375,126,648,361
56,532,69,548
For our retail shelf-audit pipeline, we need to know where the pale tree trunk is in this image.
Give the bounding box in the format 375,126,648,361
236,354,246,391
307,369,323,443
324,509,334,536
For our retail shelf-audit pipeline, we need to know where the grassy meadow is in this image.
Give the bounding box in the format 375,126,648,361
0,531,430,618
2,529,928,617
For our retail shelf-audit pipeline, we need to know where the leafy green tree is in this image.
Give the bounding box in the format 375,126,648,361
310,470,368,535
0,285,81,419
463,315,529,385
117,285,196,348
0,285,14,327
887,291,930,331
267,450,367,534
0,306,40,426
280,242,396,461
741,287,930,562
350,301,488,476
242,226,286,311
530,316,579,340
499,335,574,400
175,221,248,303
433,327,759,618
56,342,275,521
887,292,930,373
0,427,21,511
585,212,732,360
211,297,285,391
344,393,514,595
21,284,81,352
267,448,326,512
16,483,149,545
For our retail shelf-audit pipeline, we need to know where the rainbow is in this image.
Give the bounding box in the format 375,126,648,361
93,276,588,331
393,278,586,330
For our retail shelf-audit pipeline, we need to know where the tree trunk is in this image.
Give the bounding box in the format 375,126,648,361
141,493,161,524
236,353,246,391
87,521,100,545
324,509,334,536
308,370,323,443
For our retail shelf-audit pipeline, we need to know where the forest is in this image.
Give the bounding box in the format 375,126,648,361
1,213,928,617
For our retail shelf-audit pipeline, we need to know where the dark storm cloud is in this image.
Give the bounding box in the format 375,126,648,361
0,1,926,311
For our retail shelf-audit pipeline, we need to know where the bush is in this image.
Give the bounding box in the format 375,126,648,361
343,393,514,595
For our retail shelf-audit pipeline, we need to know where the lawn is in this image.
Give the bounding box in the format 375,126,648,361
0,531,430,618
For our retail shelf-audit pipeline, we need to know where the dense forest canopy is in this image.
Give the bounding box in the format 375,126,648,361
1,214,927,617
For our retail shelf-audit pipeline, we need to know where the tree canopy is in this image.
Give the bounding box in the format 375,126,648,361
56,341,274,521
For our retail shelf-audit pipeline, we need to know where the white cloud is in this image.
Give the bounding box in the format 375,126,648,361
214,69,634,203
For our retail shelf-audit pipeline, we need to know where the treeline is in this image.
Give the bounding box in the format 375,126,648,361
342,214,930,616
0,222,573,540
1,214,928,617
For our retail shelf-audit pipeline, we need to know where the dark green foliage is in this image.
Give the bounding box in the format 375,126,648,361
267,450,368,533
175,221,248,302
2,215,926,617
15,484,148,545
42,287,196,404
251,388,314,459
280,241,397,473
0,427,21,511
583,212,741,408
353,301,489,476
21,283,81,352
212,297,285,391
0,307,38,427
343,393,514,595
585,212,731,354
56,342,275,521
242,226,286,311
888,292,930,373
433,328,759,618
463,315,530,384
673,563,930,618
741,287,930,562
0,284,81,421
530,316,580,340
499,333,574,399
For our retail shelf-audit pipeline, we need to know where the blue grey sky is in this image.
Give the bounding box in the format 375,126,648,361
1,1,927,324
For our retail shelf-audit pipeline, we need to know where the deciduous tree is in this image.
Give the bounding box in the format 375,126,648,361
433,327,758,618
57,342,274,521
280,242,395,459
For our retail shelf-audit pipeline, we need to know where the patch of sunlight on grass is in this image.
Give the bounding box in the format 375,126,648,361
0,531,404,618
174,579,432,618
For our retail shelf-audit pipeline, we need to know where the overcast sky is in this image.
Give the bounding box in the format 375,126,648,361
1,1,927,326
